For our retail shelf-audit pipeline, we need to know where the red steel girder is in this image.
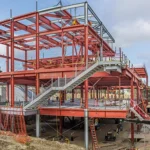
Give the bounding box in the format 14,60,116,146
39,108,128,118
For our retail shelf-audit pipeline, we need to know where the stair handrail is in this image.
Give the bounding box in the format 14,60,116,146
130,100,150,119
25,60,98,105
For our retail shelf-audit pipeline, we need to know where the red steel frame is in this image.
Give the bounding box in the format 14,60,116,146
0,2,148,147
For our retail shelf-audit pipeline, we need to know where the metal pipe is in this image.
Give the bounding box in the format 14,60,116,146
84,2,88,25
84,109,88,150
36,111,40,137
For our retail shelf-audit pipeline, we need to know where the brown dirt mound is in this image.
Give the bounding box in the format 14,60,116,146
0,134,85,150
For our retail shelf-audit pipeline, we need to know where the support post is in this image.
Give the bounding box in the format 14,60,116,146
107,87,109,99
81,85,83,103
6,45,9,102
84,109,88,150
36,74,40,95
25,85,28,101
130,77,135,147
59,117,63,137
100,26,103,61
84,3,88,68
137,85,140,132
25,50,28,101
84,80,88,109
36,111,40,137
114,87,116,100
36,11,40,94
84,2,88,25
62,32,64,67
10,16,14,107
96,89,98,100
11,76,14,107
72,89,74,102
146,75,148,101
90,89,92,99
119,77,121,108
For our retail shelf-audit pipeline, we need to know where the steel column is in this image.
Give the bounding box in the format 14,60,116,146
11,17,14,107
107,87,109,99
84,109,88,150
96,89,98,100
36,74,40,94
36,12,40,94
59,117,63,136
84,26,88,68
62,32,64,67
130,77,135,147
119,77,121,99
81,85,83,101
84,2,88,25
72,89,74,102
84,80,88,109
36,112,40,137
25,50,28,101
119,77,121,108
100,26,103,61
146,76,148,101
25,85,28,101
11,76,14,107
137,85,140,132
90,89,92,99
114,87,116,100
6,45,9,102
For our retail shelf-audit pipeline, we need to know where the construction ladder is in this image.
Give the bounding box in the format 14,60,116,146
90,118,100,150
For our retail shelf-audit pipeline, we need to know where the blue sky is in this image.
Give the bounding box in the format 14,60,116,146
0,0,150,83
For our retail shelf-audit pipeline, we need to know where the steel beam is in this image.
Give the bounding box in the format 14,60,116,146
39,3,84,15
39,108,128,118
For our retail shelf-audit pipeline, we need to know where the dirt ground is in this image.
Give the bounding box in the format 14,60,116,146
0,134,84,150
1,118,150,150
35,119,150,150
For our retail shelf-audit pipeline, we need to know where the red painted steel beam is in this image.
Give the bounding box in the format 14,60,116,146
0,54,26,62
13,12,36,21
39,108,128,118
13,20,61,47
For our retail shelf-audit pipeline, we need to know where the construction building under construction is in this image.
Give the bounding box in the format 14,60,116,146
0,2,149,150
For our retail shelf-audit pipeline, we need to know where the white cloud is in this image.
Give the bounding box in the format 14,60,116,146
113,19,150,47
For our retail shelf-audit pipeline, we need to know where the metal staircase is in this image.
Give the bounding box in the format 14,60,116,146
24,61,121,110
130,100,150,130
